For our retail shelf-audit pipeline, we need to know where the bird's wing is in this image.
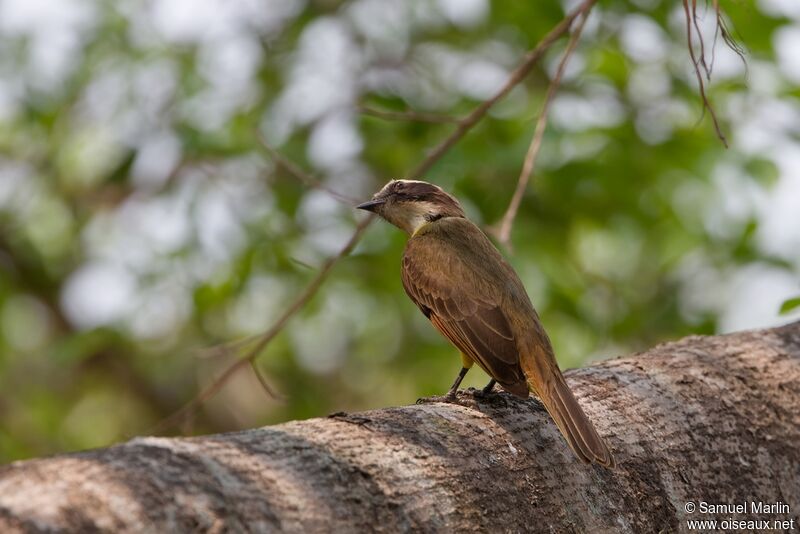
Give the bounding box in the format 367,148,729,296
401,226,527,391
401,219,615,465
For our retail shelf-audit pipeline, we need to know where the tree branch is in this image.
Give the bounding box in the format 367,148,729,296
493,8,591,250
3,323,800,532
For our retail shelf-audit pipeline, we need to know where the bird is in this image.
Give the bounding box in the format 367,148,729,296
357,179,615,467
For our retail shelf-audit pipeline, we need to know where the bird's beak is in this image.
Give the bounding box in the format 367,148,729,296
356,198,387,212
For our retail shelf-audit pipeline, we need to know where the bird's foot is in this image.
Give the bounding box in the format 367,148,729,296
469,379,498,400
470,388,495,400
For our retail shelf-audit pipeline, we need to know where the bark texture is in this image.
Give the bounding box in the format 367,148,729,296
1,323,799,533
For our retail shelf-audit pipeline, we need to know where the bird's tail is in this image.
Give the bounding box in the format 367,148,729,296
523,352,615,467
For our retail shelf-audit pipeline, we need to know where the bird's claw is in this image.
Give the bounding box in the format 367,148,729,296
471,388,490,399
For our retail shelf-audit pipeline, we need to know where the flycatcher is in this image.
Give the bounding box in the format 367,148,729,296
357,179,614,467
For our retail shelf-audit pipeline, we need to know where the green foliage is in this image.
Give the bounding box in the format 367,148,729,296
0,0,798,463
780,297,800,315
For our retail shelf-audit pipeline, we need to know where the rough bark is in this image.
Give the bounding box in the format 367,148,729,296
1,323,799,533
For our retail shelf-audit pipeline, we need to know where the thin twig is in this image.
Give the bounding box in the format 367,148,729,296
250,359,286,402
709,0,720,76
147,216,373,435
407,0,598,181
682,0,728,148
358,105,461,124
712,0,748,78
150,1,597,434
194,334,261,359
196,335,288,402
691,0,711,81
493,9,592,250
256,132,360,205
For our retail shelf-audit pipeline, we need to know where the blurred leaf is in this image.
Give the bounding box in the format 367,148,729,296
779,297,800,316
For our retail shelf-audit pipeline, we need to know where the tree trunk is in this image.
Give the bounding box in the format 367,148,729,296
1,323,799,533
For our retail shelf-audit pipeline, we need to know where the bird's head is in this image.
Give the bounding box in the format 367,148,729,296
357,180,465,235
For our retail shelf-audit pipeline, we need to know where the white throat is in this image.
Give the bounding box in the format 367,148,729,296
388,200,439,236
